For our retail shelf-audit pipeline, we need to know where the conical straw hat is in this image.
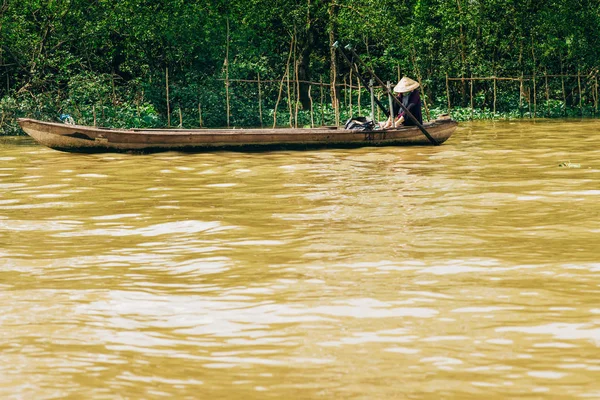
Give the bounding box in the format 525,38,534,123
393,77,419,93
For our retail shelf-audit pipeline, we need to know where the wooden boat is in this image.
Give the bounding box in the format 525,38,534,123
17,117,457,153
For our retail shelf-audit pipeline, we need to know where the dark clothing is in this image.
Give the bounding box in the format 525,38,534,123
391,90,422,126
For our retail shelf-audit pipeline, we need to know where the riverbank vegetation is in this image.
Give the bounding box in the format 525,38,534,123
1,0,599,134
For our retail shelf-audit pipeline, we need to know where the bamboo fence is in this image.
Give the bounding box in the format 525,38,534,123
445,72,598,118
162,70,598,127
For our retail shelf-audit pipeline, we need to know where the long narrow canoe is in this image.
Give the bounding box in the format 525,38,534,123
18,118,457,153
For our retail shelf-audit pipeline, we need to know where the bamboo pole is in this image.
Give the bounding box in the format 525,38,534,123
470,73,473,120
532,37,537,118
594,71,598,115
493,75,497,115
560,58,567,116
387,82,395,127
308,84,314,128
331,74,339,127
272,37,294,128
578,70,582,116
295,61,300,128
334,91,340,127
519,75,523,118
93,105,96,127
421,82,431,122
376,92,381,122
320,77,324,126
528,79,532,117
293,31,299,128
224,19,230,128
286,59,293,128
111,73,116,106
178,106,183,128
370,79,375,122
343,76,347,111
533,74,537,118
257,72,263,128
561,75,567,116
545,70,550,117
590,71,597,116
357,78,362,116
446,73,451,113
198,103,203,127
287,32,295,128
165,67,170,126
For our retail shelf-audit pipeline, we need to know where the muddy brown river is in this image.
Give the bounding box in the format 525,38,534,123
1,120,599,399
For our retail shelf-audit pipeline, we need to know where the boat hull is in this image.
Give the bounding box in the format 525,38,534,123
17,118,457,153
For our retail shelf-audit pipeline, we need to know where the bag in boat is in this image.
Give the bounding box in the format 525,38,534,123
344,116,375,131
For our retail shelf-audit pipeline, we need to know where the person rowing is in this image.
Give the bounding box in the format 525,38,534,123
382,77,422,129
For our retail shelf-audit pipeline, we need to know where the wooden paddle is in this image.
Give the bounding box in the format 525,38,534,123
344,44,440,146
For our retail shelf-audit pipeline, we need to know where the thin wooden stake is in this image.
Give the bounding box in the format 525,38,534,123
357,78,362,116
533,74,537,118
166,67,170,126
370,79,375,122
470,74,474,120
257,72,263,128
225,18,230,128
334,92,340,126
198,103,203,128
562,75,567,116
295,61,300,128
286,59,293,128
493,75,497,115
561,58,567,116
273,37,294,128
93,105,96,127
387,81,395,127
545,70,550,117
293,30,299,128
532,38,537,118
320,77,324,126
111,73,116,106
578,70,582,116
519,75,523,118
343,76,347,111
308,84,314,128
178,107,183,128
446,73,451,113
528,79,532,118
594,71,598,115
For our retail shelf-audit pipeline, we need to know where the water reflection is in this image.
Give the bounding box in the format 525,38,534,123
1,120,600,398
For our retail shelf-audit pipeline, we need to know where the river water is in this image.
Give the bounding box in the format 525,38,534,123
1,120,599,399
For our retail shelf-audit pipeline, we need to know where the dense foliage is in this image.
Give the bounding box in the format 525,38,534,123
1,0,599,134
